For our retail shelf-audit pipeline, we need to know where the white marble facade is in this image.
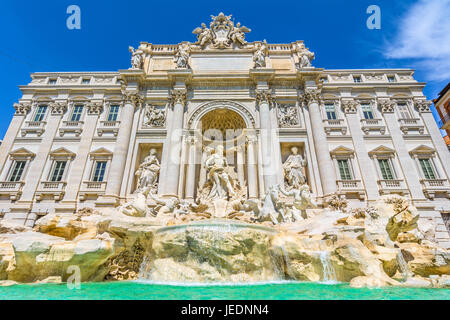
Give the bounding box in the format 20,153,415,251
0,13,449,247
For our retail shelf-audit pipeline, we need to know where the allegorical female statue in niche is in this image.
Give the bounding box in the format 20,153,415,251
135,148,160,193
282,146,307,190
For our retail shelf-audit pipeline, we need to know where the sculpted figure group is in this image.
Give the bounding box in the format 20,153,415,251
119,145,320,226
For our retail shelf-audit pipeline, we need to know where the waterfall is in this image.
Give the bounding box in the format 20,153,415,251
396,250,412,281
318,251,337,284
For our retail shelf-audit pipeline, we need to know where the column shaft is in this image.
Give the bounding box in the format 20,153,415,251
246,140,258,199
308,100,337,196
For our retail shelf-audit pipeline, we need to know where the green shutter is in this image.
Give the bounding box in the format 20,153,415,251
419,159,436,179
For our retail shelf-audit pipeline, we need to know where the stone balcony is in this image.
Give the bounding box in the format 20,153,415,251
323,119,347,135
35,181,67,201
0,181,25,201
378,179,408,195
360,118,386,135
97,121,120,137
398,118,425,135
21,121,46,137
59,120,84,137
336,179,365,200
420,179,450,199
79,181,107,201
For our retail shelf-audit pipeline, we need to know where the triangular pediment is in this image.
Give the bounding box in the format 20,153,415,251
409,145,436,155
89,147,113,159
49,147,76,159
9,147,36,158
368,145,396,156
330,145,354,156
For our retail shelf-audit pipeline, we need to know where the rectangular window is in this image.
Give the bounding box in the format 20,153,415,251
50,161,67,182
353,76,362,83
48,79,57,85
325,104,337,120
419,158,436,180
397,103,411,119
71,105,83,121
387,76,396,83
82,78,90,84
92,161,107,182
107,105,120,122
8,161,26,182
361,103,374,119
34,105,47,122
378,159,395,180
337,159,352,180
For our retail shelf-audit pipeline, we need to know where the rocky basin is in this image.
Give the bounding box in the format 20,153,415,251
0,195,449,288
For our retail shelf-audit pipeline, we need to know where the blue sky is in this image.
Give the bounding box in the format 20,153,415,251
0,0,448,139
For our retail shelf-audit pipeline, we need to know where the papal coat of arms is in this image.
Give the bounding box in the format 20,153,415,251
192,12,251,49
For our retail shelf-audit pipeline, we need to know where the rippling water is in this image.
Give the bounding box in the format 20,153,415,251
0,281,449,300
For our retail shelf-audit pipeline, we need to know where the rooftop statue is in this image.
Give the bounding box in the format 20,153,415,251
128,45,144,69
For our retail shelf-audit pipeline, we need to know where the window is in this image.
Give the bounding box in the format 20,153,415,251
71,105,83,121
419,158,436,180
82,78,90,84
378,159,395,180
397,103,411,119
361,103,374,119
48,79,57,85
107,105,120,121
34,105,47,122
387,76,396,83
325,104,337,120
353,76,362,83
50,161,67,182
8,161,26,182
92,161,107,182
337,159,352,180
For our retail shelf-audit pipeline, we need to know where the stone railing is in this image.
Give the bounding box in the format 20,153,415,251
97,121,120,137
63,120,84,127
378,179,408,195
21,121,46,137
79,181,107,201
398,118,425,134
360,118,386,135
323,119,347,135
0,181,25,201
36,181,66,201
420,179,450,199
336,179,365,200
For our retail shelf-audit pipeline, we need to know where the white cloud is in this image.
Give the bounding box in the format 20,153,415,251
384,0,450,81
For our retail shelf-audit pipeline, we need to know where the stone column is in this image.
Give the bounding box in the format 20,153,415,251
99,92,141,205
380,98,425,200
416,99,450,179
63,101,102,205
304,88,337,196
0,103,30,175
246,135,258,199
236,144,245,187
256,89,277,191
342,98,379,201
184,136,197,200
162,88,186,197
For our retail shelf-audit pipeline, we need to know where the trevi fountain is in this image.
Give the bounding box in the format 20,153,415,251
0,13,449,299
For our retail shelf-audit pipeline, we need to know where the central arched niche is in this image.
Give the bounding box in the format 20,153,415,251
199,108,246,142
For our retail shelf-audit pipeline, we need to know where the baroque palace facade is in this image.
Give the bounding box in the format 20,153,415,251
0,13,449,246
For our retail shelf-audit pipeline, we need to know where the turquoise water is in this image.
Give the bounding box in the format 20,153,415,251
0,281,449,300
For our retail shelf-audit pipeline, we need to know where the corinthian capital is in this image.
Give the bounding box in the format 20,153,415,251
87,101,104,115
302,88,321,105
50,102,67,115
377,98,395,113
13,102,31,115
341,99,358,114
414,98,432,113
123,91,144,108
169,89,187,107
255,89,274,105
